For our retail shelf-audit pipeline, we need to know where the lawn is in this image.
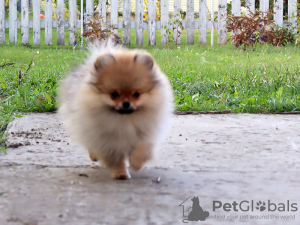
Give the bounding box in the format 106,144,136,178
1,28,300,150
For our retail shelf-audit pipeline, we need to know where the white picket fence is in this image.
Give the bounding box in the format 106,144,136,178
0,0,298,46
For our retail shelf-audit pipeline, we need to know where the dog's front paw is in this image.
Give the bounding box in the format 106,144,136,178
109,158,131,180
88,151,98,162
112,172,131,180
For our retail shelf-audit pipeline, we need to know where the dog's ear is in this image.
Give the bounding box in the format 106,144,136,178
94,54,115,72
134,53,154,71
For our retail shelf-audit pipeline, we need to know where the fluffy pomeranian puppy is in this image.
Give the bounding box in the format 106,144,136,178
58,40,173,179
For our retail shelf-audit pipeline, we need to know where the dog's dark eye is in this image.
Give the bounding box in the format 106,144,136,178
111,92,120,99
133,92,140,98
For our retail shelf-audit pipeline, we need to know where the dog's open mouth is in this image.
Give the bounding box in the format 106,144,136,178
117,108,135,114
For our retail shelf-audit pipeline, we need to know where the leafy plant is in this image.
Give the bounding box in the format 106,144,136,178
266,25,295,47
293,2,300,45
226,7,294,49
163,10,184,45
83,12,121,44
0,113,11,153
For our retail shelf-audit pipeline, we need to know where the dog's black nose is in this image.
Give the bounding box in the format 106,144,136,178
122,101,130,109
117,101,134,114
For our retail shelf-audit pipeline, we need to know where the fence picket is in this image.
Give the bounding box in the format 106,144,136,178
45,0,52,45
218,0,227,44
148,0,156,45
57,0,65,45
260,0,269,13
0,0,296,47
161,0,168,45
9,0,17,44
123,0,131,45
0,0,4,44
174,0,182,45
99,0,106,27
21,0,29,44
85,0,94,43
246,0,255,16
231,0,240,41
211,0,214,46
186,0,194,44
136,0,143,45
199,0,207,44
33,0,40,46
111,0,118,35
232,0,241,16
69,0,77,45
274,0,283,27
86,0,94,16
288,0,297,33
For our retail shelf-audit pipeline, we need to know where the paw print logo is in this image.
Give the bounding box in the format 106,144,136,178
256,201,266,211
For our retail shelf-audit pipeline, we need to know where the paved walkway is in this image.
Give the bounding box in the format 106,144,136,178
0,113,300,225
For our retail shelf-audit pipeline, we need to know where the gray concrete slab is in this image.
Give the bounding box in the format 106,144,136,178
1,113,300,225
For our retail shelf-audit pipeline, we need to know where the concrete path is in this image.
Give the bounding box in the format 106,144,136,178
0,113,300,225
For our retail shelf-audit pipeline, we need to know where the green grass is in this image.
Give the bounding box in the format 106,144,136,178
1,28,300,149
